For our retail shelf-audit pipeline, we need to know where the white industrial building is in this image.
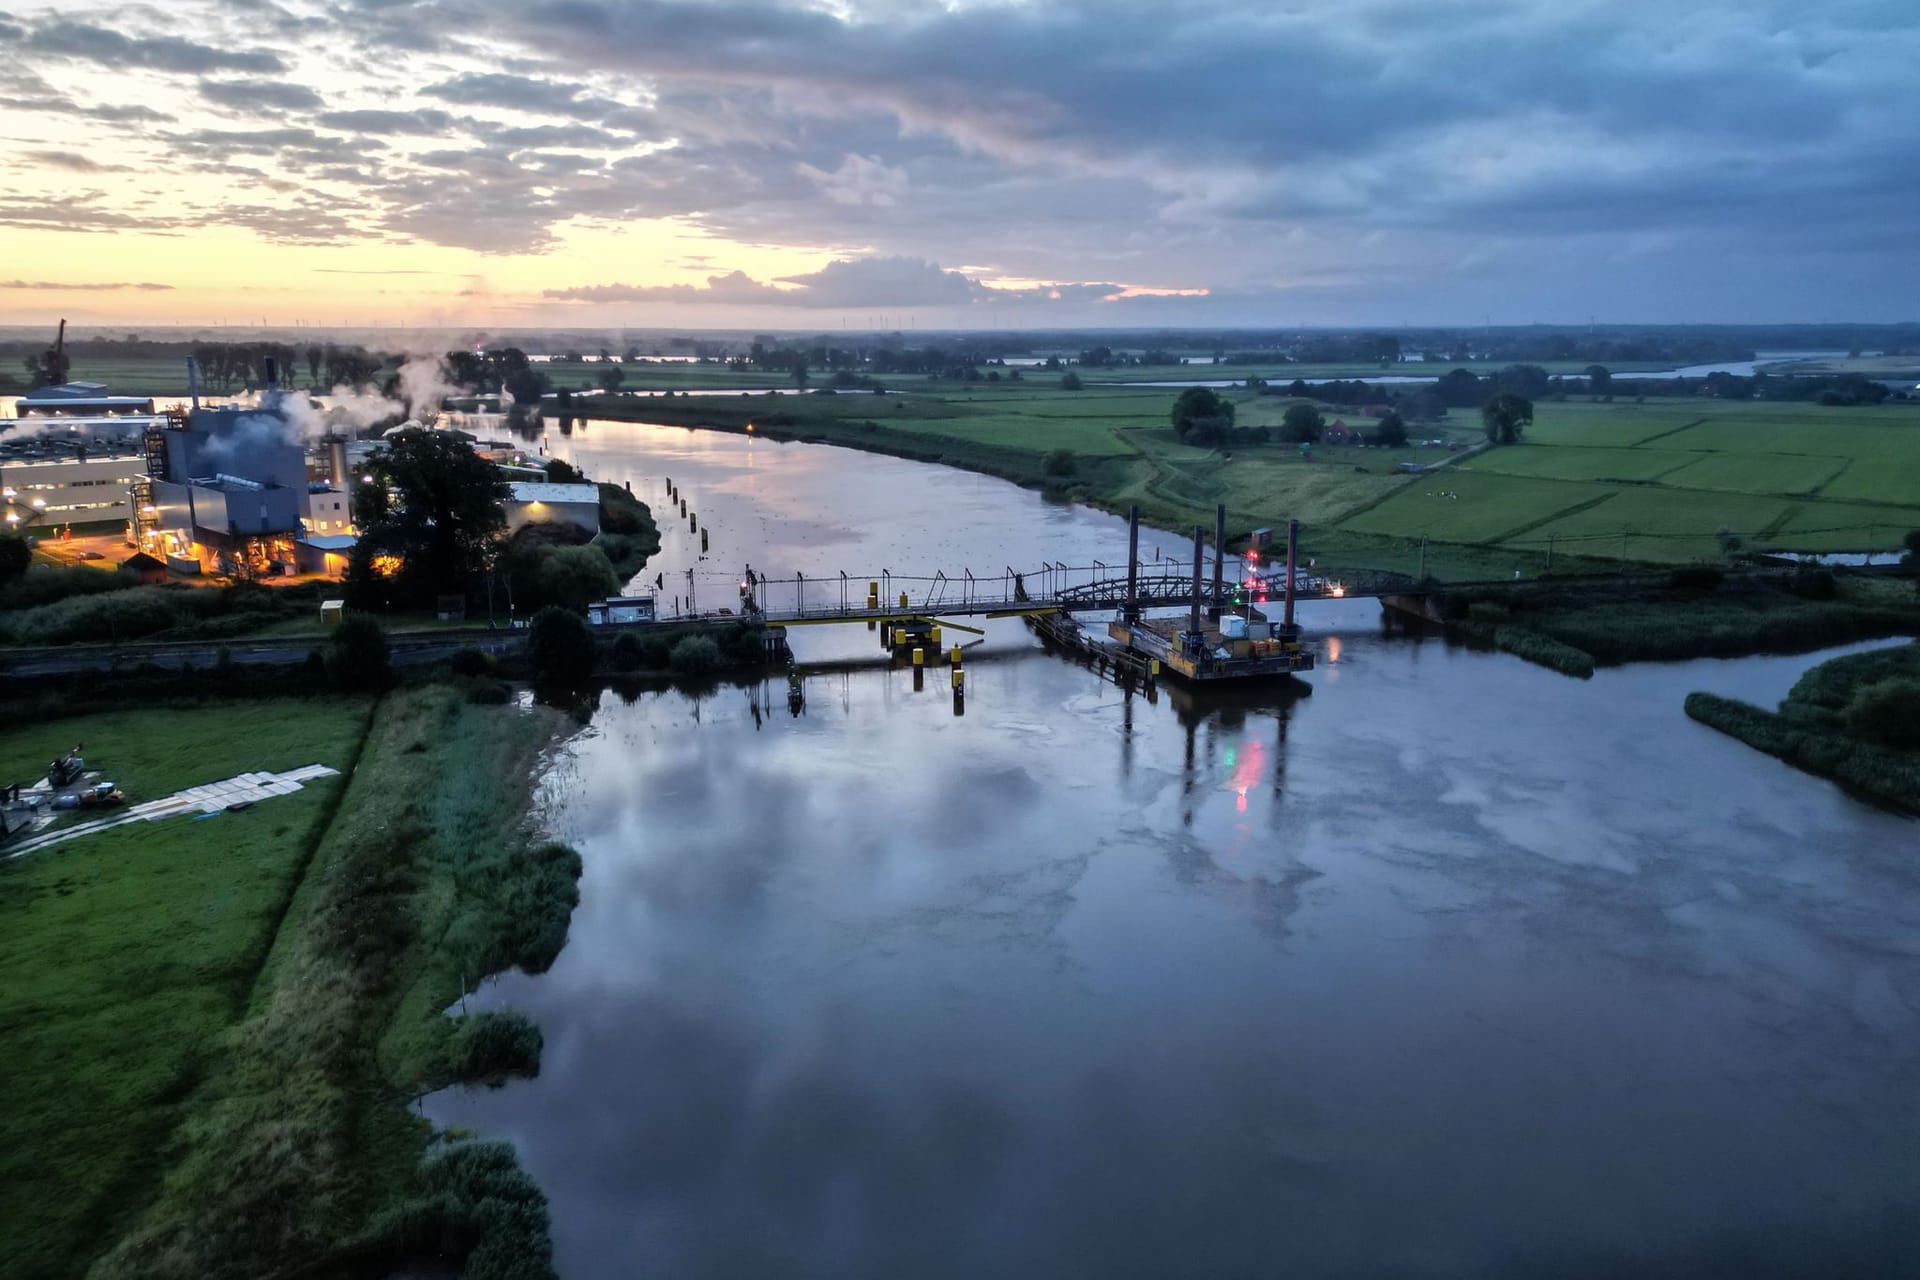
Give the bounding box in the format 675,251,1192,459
0,444,151,531
505,481,600,535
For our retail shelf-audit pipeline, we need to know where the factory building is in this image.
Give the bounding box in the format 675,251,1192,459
15,381,157,416
0,440,150,531
134,395,309,577
505,481,601,536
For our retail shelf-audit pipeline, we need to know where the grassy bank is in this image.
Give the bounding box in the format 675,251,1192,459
1686,641,1920,813
90,683,577,1279
0,683,585,1280
579,391,1616,581
0,698,374,1280
1439,573,1920,675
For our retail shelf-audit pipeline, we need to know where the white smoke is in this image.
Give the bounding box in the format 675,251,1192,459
397,352,461,423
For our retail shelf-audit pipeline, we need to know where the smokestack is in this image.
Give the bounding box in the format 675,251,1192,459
328,436,353,516
186,356,201,410
1188,524,1204,639
1284,518,1299,630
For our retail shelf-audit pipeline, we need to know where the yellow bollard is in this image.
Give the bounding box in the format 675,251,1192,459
929,625,942,648
1150,659,1162,676
868,581,878,596
899,591,909,609
949,646,961,666
911,647,924,667
951,667,962,690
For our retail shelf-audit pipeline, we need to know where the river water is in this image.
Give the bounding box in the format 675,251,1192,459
429,422,1919,1278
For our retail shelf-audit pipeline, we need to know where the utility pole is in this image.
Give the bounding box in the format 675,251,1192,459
1545,534,1554,574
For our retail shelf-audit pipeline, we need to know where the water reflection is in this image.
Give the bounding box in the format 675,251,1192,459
430,423,1920,1280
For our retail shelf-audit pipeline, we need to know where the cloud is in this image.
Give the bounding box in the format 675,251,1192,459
21,20,285,74
317,108,459,135
0,280,174,291
199,78,326,112
18,150,127,173
543,257,1136,309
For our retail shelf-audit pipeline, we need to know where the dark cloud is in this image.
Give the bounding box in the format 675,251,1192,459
21,20,285,74
316,108,459,135
0,279,174,291
198,78,326,112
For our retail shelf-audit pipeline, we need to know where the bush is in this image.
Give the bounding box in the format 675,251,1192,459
450,645,495,676
5,585,185,644
1666,566,1723,592
1785,568,1837,600
526,605,596,681
446,1012,543,1085
0,536,30,585
462,677,512,705
610,632,643,671
493,842,583,974
1058,371,1083,391
1845,678,1920,750
0,564,134,611
668,633,723,674
1041,448,1075,477
327,615,390,690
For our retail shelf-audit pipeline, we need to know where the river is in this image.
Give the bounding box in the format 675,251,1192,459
440,422,1918,1276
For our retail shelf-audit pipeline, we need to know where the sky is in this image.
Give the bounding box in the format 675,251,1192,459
1,0,1917,330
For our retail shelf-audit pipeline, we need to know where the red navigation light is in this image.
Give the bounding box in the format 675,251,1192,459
1246,549,1259,563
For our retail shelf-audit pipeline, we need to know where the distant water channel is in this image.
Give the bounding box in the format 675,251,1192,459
428,421,1919,1279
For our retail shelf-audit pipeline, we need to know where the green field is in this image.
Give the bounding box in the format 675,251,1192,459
1340,398,1920,565
0,698,372,1280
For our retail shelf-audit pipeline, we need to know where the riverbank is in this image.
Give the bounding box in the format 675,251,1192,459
1687,641,1920,813
1430,571,1920,677
0,685,585,1280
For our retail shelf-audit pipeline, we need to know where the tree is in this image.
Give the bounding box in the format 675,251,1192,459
1170,387,1233,436
1059,371,1083,391
326,615,390,690
1371,409,1409,448
538,545,621,613
1281,402,1325,444
0,535,30,585
1042,448,1075,477
1583,364,1613,399
1481,393,1533,445
527,605,596,682
602,364,625,393
351,431,507,604
1495,364,1551,399
1902,530,1920,568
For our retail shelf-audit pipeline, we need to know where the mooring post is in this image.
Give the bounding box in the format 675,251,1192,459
1189,524,1205,639
1284,518,1300,630
1211,503,1226,618
1127,508,1142,621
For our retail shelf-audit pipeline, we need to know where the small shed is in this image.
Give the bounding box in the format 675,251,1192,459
119,552,167,584
588,596,656,626
436,595,467,622
321,599,347,626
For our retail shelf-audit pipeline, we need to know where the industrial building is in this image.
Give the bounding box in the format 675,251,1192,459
15,381,157,416
505,481,600,535
0,438,151,530
134,396,309,577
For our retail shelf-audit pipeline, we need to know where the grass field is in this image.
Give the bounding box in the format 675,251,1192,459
1337,398,1920,564
0,698,372,1280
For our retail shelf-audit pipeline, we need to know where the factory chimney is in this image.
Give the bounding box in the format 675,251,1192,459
327,435,353,513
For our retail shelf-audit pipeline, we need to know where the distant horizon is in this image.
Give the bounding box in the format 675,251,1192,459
4,1,1918,328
